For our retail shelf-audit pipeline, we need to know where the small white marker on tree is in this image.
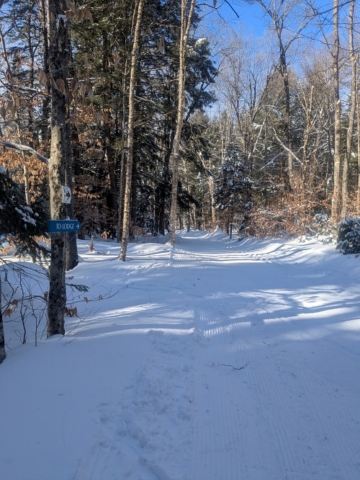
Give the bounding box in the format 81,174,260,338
62,186,71,204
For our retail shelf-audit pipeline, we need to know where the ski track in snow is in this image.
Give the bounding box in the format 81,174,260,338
2,231,360,480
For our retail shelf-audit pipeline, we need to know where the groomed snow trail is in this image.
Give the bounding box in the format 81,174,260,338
171,232,360,479
1,231,360,480
175,233,360,480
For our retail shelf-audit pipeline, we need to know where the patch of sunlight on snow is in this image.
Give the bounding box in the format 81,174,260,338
294,289,345,309
263,307,355,325
206,290,289,305
89,303,194,325
204,321,251,337
118,303,163,315
282,327,330,340
225,321,251,331
68,327,195,341
332,319,360,331
67,304,195,337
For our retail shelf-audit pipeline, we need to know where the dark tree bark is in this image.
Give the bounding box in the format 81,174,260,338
39,0,51,147
65,121,78,271
117,63,128,242
0,278,6,364
156,120,175,235
47,0,70,336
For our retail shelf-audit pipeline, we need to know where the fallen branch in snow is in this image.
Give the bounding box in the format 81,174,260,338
209,361,249,371
67,283,131,305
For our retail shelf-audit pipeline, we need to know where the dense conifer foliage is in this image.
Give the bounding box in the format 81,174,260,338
0,168,47,259
337,218,360,254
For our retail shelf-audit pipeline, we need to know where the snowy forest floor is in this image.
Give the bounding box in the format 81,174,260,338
1,230,360,480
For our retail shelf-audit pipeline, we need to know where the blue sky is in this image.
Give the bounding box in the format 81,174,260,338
216,1,270,37
202,0,339,41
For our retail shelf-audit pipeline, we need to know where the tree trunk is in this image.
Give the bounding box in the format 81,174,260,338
120,0,145,261
341,0,356,219
357,95,360,214
65,121,78,271
23,164,30,206
117,63,128,242
39,0,51,148
157,121,175,235
48,127,66,336
102,32,118,220
198,153,216,229
169,0,196,246
0,278,6,364
301,85,314,183
209,175,216,229
331,0,341,221
104,124,118,216
47,0,70,336
277,34,293,187
130,158,137,231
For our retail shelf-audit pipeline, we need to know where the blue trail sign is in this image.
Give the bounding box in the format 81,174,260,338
47,220,81,233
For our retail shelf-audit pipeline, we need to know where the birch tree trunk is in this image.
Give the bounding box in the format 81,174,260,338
341,0,356,219
169,0,196,246
331,0,341,220
0,278,6,364
47,0,70,336
120,0,145,261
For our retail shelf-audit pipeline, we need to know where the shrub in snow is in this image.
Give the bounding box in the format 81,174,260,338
313,213,328,229
313,214,336,244
297,214,337,244
337,217,360,254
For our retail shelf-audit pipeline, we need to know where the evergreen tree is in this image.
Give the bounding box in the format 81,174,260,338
0,167,47,258
214,145,253,234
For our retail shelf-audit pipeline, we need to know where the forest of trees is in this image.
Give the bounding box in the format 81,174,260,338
0,0,359,354
0,0,359,250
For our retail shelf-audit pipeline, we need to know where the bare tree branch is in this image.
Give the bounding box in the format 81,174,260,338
0,141,49,164
272,129,303,166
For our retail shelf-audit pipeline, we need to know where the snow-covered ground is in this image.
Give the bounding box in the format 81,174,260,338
1,230,360,480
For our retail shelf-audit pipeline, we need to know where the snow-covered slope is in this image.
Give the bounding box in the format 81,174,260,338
1,231,360,479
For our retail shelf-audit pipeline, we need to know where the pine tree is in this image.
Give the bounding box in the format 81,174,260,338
214,145,253,234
